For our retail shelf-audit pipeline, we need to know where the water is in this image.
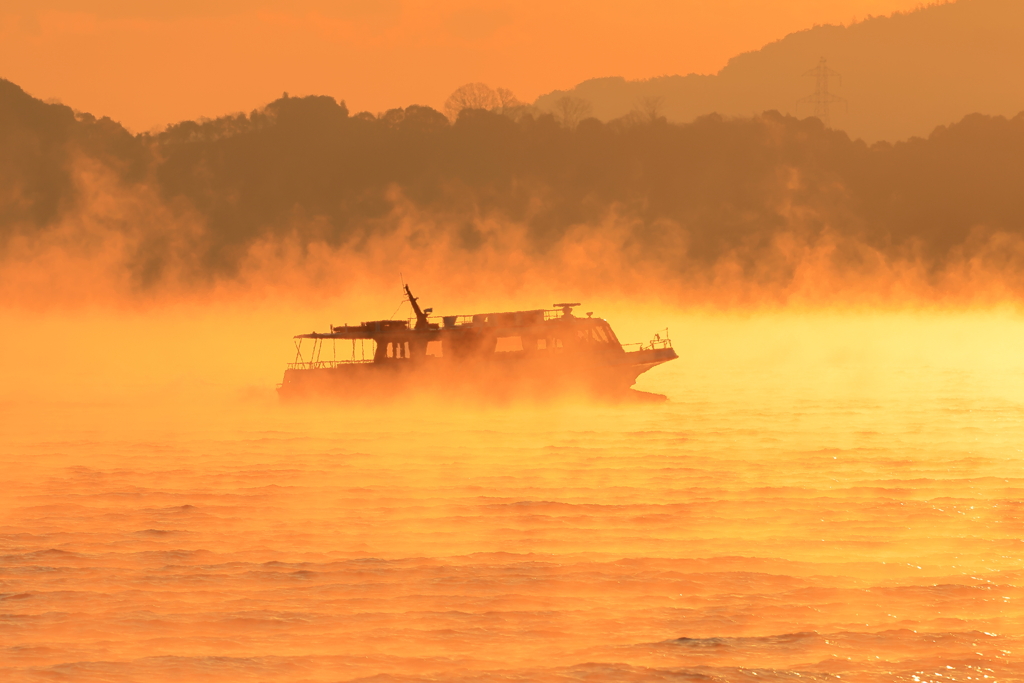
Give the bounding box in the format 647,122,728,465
1,310,1023,682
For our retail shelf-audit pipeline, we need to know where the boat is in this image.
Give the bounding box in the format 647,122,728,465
277,286,678,400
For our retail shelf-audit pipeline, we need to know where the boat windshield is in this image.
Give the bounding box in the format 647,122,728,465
576,321,619,346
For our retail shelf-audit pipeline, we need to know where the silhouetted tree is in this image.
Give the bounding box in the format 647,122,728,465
553,96,593,130
635,95,666,123
495,87,522,113
444,83,500,122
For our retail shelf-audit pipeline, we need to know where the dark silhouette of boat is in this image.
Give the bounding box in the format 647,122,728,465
278,286,677,400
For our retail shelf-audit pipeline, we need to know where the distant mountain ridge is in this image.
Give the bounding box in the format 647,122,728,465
534,0,1024,143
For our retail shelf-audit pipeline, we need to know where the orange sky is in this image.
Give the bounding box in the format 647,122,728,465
2,0,933,132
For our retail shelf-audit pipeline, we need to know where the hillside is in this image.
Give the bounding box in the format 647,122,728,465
4,77,1024,299
534,0,1024,143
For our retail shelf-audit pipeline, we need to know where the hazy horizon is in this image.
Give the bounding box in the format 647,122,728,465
5,75,1024,313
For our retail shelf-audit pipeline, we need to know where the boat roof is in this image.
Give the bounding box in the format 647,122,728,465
295,303,607,340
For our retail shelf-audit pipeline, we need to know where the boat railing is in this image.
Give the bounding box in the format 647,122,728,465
621,329,673,352
292,335,377,367
406,309,566,328
287,359,374,370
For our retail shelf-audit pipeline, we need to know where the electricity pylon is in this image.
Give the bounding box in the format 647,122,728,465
798,57,847,128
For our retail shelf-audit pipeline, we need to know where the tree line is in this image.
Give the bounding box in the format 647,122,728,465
3,77,1024,286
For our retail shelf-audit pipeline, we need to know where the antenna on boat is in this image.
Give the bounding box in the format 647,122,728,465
387,274,410,320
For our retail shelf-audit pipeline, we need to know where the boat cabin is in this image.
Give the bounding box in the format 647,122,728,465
289,289,626,371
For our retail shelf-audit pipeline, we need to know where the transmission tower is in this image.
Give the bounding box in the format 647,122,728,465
798,57,847,128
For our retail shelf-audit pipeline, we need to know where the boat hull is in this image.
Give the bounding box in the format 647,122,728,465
278,347,678,401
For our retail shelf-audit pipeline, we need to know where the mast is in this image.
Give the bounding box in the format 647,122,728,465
404,284,430,330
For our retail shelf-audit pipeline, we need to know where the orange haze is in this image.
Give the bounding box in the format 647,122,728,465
2,0,931,132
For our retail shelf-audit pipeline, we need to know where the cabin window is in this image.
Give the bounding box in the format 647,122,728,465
537,338,547,350
426,340,443,357
592,326,609,343
495,336,524,352
386,342,394,358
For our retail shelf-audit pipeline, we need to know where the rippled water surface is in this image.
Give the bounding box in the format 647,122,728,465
2,311,1023,682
